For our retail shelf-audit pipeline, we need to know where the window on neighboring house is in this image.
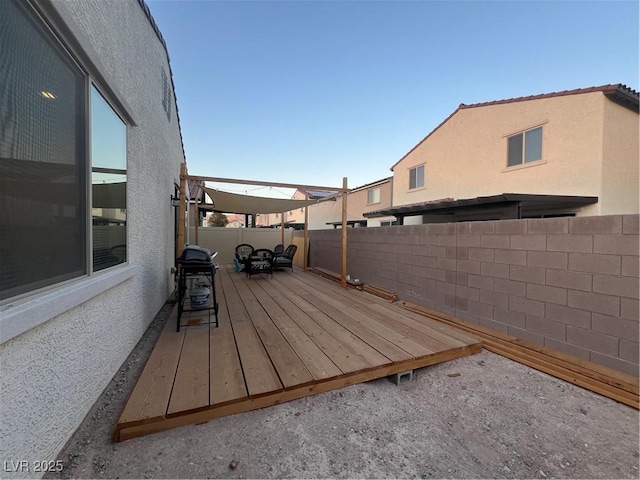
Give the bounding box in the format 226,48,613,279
507,126,543,167
409,165,425,189
0,0,127,302
367,187,380,205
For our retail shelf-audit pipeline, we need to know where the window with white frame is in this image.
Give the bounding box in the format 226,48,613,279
367,187,380,205
409,164,425,189
507,126,543,167
0,0,127,302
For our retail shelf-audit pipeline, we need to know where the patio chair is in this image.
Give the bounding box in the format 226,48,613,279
245,248,274,278
273,244,284,256
273,244,297,271
234,243,254,272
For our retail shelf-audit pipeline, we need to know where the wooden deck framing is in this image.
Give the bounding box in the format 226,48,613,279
114,266,482,441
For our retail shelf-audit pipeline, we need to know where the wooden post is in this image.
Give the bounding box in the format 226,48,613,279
177,163,187,258
303,194,309,271
194,195,199,245
281,212,285,246
341,177,348,288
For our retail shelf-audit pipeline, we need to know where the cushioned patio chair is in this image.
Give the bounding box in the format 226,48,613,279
234,243,254,272
245,248,274,278
273,244,297,271
273,244,284,256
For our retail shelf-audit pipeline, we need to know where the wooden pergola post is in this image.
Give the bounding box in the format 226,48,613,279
177,163,187,258
341,177,348,288
281,214,285,246
194,195,199,245
303,193,309,271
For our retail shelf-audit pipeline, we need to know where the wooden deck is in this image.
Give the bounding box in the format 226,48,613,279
114,266,482,441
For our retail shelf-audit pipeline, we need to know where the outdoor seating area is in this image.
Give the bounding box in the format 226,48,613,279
232,243,298,276
113,265,482,442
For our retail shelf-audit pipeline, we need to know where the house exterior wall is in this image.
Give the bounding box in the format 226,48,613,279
601,101,640,215
308,215,639,377
0,1,184,476
306,179,393,229
392,92,638,217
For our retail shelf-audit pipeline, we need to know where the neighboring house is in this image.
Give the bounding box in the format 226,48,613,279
366,84,639,225
1,0,184,474
225,214,246,228
255,189,338,229
307,178,394,229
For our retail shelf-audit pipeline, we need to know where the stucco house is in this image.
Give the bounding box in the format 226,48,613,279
1,0,185,474
365,84,639,225
305,177,394,229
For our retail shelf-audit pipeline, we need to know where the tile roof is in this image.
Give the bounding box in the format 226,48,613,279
391,84,639,171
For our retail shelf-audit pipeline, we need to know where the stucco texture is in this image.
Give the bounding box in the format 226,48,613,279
1,1,185,477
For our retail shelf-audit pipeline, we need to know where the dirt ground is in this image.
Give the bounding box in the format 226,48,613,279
46,301,639,480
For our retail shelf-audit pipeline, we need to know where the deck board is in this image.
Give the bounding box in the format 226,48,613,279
114,266,482,441
209,268,247,405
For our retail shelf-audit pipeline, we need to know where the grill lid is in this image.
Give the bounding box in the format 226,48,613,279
179,245,212,264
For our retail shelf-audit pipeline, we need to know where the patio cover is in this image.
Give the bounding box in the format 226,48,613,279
201,186,321,214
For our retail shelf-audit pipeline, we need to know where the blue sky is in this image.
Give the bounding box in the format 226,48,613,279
147,0,639,197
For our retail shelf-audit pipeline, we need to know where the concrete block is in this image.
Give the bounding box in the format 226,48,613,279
494,306,525,328
510,235,546,251
527,218,569,234
545,303,591,328
388,370,413,386
621,298,639,321
436,234,457,247
620,339,640,363
494,249,527,265
526,315,566,341
527,251,568,270
458,260,481,275
568,253,621,275
527,284,567,306
481,262,510,279
456,247,469,260
480,290,510,309
569,216,622,235
427,246,447,258
545,269,592,292
546,235,593,253
593,274,639,299
436,257,457,271
457,234,481,247
494,278,526,297
468,274,494,291
478,316,509,334
456,222,470,234
509,296,545,317
480,235,510,249
621,256,639,277
469,221,495,234
567,326,619,357
468,248,495,263
510,265,546,285
445,246,457,259
457,285,480,301
590,352,638,378
495,219,527,234
594,235,639,256
567,290,620,316
622,215,639,235
591,313,639,339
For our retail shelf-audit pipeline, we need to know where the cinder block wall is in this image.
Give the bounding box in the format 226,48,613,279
308,215,639,376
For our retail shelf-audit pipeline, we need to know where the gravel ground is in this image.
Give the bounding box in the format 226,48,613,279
47,301,639,479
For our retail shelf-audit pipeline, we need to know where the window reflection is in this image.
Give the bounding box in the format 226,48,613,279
91,87,127,271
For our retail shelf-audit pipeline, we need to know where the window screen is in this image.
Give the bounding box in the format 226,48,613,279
0,0,87,300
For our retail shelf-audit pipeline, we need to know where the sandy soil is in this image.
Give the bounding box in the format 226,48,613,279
46,301,639,479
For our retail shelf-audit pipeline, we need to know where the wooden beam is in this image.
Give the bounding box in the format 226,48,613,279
185,174,345,193
341,177,348,288
178,163,187,257
281,215,285,246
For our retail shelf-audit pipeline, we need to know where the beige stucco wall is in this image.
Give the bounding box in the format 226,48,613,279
392,92,638,216
601,101,640,215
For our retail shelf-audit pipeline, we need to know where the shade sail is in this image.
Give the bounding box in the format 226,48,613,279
201,186,321,214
